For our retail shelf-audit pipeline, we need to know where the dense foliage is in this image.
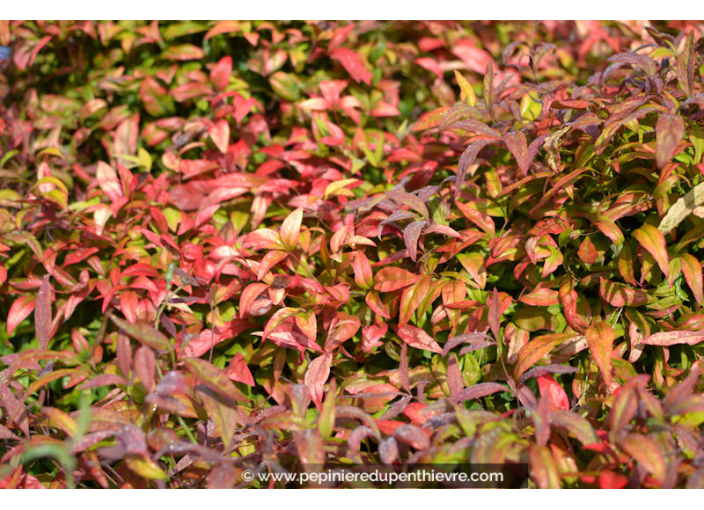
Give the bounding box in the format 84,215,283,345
2,20,704,488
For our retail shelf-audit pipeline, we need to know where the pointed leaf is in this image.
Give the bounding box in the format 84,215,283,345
488,287,501,340
395,325,442,354
514,333,575,382
530,444,561,489
393,424,430,450
620,433,666,484
643,330,704,346
551,411,599,445
208,119,230,154
675,30,695,98
134,346,156,393
210,56,232,92
374,267,418,293
304,353,332,410
453,382,508,403
279,207,303,252
633,224,669,279
680,254,703,306
34,276,51,350
585,322,614,387
403,220,426,262
656,114,685,168
536,374,569,412
608,52,657,76
183,358,248,404
452,70,477,106
599,278,650,307
330,48,372,85
352,251,374,290
224,353,254,387
658,182,704,233
483,60,495,114
110,315,171,352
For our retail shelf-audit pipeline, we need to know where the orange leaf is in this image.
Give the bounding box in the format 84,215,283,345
585,322,614,387
633,224,669,280
373,267,418,293
680,254,703,306
514,333,574,382
279,208,303,252
395,325,442,354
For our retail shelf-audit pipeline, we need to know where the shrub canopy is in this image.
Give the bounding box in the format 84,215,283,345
1,20,704,488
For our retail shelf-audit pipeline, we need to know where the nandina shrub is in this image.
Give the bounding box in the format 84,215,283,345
1,20,704,488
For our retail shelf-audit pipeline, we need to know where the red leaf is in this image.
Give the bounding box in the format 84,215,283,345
96,161,123,203
455,199,495,235
304,353,332,410
488,287,501,340
239,282,269,318
453,382,508,402
79,373,127,390
373,267,418,293
399,343,410,393
7,295,36,336
257,250,289,280
225,353,255,387
210,56,232,92
362,322,387,352
394,325,442,354
233,94,257,123
35,275,52,350
620,433,666,484
455,139,496,196
134,346,156,393
393,424,430,450
598,471,629,489
110,314,171,352
330,48,372,85
403,220,426,262
209,119,230,154
578,236,599,265
325,314,361,351
352,251,374,290
519,287,559,307
599,278,650,307
183,358,248,403
536,374,570,412
120,290,139,324
261,307,302,341
518,364,577,386
608,52,657,76
656,114,685,169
